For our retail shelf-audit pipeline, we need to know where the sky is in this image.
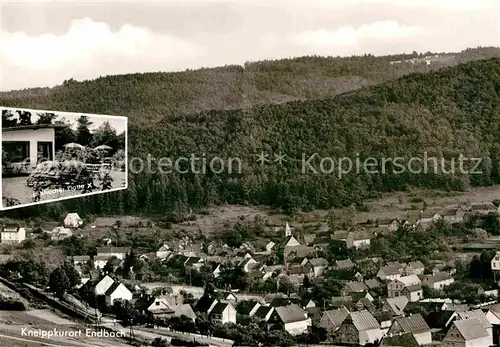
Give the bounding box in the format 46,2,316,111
3,107,127,134
0,0,498,91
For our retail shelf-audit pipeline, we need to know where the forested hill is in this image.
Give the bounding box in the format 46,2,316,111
0,47,498,127
3,57,500,220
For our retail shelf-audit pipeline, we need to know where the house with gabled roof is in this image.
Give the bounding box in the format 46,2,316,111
423,272,454,290
346,231,372,249
64,213,83,228
388,314,432,345
377,218,400,232
456,309,492,342
267,304,311,335
442,319,490,347
318,307,349,335
365,278,381,290
406,261,425,276
333,258,355,270
306,258,329,277
237,300,261,317
341,282,369,296
333,310,383,345
424,310,457,331
382,296,409,317
388,275,422,302
239,257,259,273
441,208,465,224
377,262,406,281
254,305,274,322
194,294,218,314
134,294,176,317
104,282,132,306
209,302,236,325
156,244,171,259
94,275,115,296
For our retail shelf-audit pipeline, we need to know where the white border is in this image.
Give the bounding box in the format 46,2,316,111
0,106,128,210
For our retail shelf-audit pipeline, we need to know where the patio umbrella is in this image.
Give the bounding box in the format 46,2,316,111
63,142,84,149
94,144,113,151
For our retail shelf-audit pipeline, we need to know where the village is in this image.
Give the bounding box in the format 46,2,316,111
1,197,500,346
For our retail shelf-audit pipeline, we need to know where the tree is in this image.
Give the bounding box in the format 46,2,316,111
2,109,17,127
49,267,70,297
75,115,93,146
62,263,81,289
37,113,57,124
91,121,119,150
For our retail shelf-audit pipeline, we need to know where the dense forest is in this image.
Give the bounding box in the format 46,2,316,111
0,48,499,219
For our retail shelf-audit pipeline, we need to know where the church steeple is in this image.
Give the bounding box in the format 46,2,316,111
285,222,292,237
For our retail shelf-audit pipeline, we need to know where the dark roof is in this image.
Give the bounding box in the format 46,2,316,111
134,295,155,311
425,310,456,329
237,301,260,315
3,124,69,132
254,305,274,318
195,294,217,312
210,302,231,315
104,282,121,296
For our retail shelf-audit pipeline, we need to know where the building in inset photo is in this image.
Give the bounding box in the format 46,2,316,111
1,107,127,209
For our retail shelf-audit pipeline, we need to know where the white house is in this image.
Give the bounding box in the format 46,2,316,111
96,247,130,260
156,244,171,259
240,257,258,273
94,275,115,295
284,222,292,237
442,319,490,347
64,213,83,228
491,251,500,271
377,262,406,281
346,231,371,249
209,302,237,325
268,304,311,336
388,275,422,301
388,314,432,345
0,224,26,244
406,261,425,276
422,272,454,290
2,123,66,166
307,258,329,278
104,282,133,306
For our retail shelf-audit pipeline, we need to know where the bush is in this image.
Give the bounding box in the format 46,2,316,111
0,299,26,311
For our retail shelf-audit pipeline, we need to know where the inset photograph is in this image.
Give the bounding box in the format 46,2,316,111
1,107,127,209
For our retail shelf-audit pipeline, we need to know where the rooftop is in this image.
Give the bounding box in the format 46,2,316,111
3,124,69,132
